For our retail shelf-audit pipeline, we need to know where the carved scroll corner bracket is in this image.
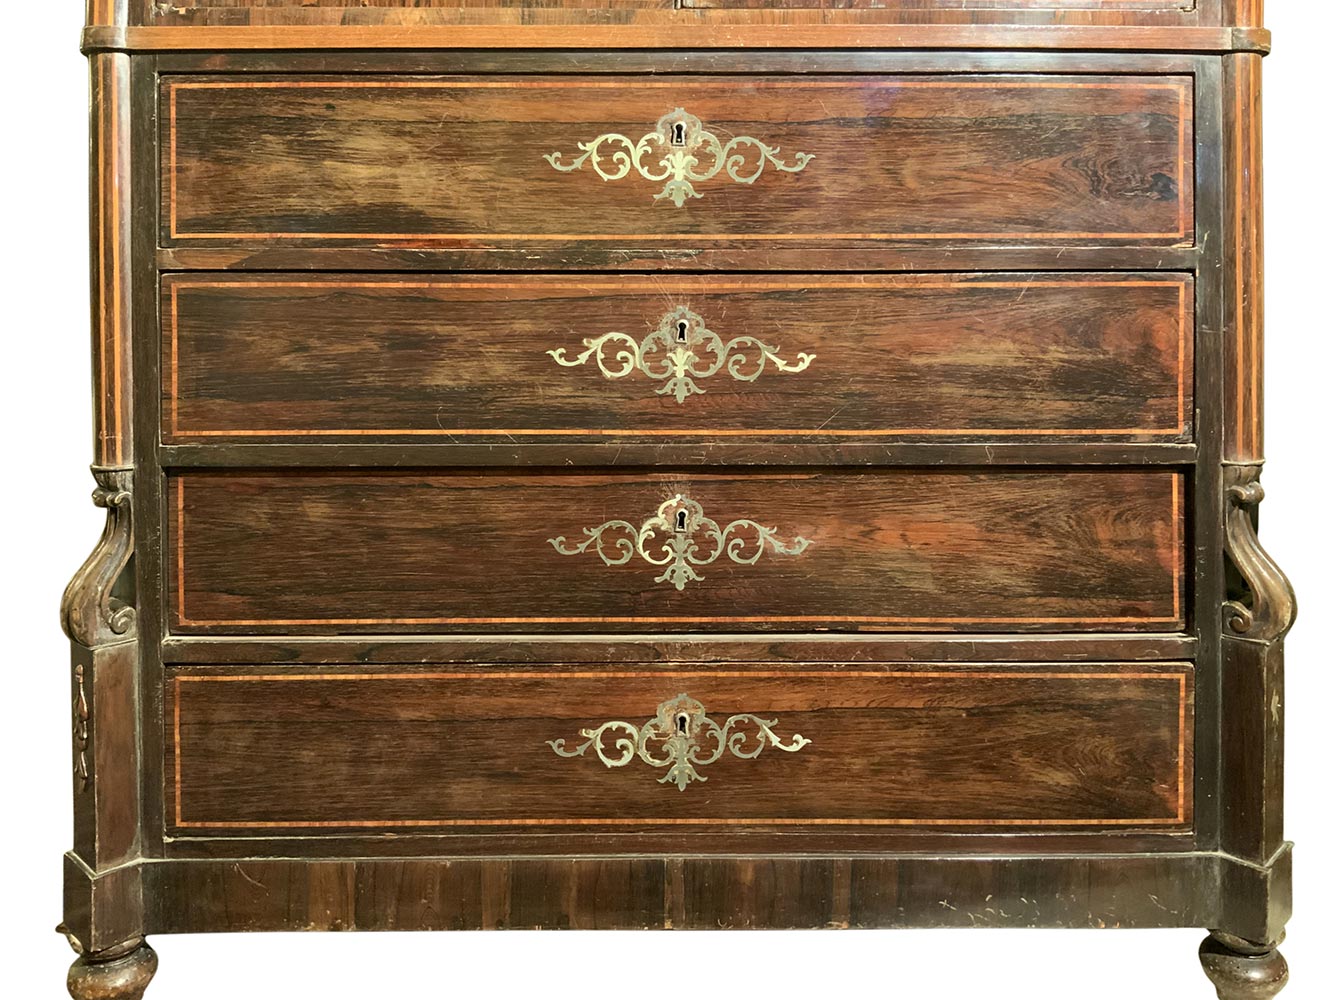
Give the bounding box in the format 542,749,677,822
547,693,812,791
60,465,136,648
1223,462,1298,644
543,108,815,208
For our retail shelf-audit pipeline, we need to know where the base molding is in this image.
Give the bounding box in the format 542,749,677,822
62,854,145,955
1217,844,1293,945
125,852,1231,933
63,850,1291,936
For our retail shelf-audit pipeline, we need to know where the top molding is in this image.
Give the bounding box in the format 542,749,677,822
90,1,1268,28
82,21,1270,54
85,2,1268,51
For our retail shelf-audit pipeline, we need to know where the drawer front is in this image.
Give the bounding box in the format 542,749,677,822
169,470,1185,633
167,664,1193,833
164,273,1192,442
163,74,1192,246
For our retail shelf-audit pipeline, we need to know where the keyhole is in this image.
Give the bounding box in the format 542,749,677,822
671,121,686,146
676,319,689,343
676,712,689,734
675,509,689,532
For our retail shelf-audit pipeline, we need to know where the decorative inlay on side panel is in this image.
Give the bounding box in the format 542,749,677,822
73,666,91,792
548,494,812,590
548,692,811,791
547,305,816,403
544,107,815,207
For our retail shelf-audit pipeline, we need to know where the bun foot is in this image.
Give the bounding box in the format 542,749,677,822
67,939,157,1000
1199,932,1288,1000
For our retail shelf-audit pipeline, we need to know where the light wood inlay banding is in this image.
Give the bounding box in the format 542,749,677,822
92,52,132,467
1225,53,1265,462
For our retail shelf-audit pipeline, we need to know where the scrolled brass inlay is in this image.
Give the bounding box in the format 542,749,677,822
548,493,811,591
544,107,815,207
548,693,811,791
547,305,816,404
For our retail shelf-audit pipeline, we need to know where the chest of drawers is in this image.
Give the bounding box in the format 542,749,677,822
60,2,1294,997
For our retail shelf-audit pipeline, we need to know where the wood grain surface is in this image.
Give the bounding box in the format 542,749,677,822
137,853,1232,933
120,0,1241,32
163,273,1192,442
167,663,1192,831
169,470,1186,632
90,24,1270,54
163,74,1193,245
1224,53,1265,462
90,53,132,467
62,0,1292,980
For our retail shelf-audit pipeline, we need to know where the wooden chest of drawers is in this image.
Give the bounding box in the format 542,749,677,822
61,2,1294,997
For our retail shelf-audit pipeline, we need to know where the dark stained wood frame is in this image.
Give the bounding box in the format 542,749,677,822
58,17,1294,999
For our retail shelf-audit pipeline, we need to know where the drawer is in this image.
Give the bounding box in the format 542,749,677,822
163,74,1192,246
168,470,1185,633
166,663,1193,833
163,272,1192,443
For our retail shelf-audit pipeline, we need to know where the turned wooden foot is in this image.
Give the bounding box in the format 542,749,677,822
1200,932,1289,1000
66,939,157,1000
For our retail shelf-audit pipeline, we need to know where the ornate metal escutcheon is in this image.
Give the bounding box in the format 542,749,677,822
548,493,811,590
547,693,811,791
547,305,815,403
544,107,815,207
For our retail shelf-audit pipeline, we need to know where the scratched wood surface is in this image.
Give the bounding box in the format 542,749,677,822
163,272,1192,442
163,74,1192,246
167,663,1192,831
168,470,1186,633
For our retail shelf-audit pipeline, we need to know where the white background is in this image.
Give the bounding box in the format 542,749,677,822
1,4,1338,998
